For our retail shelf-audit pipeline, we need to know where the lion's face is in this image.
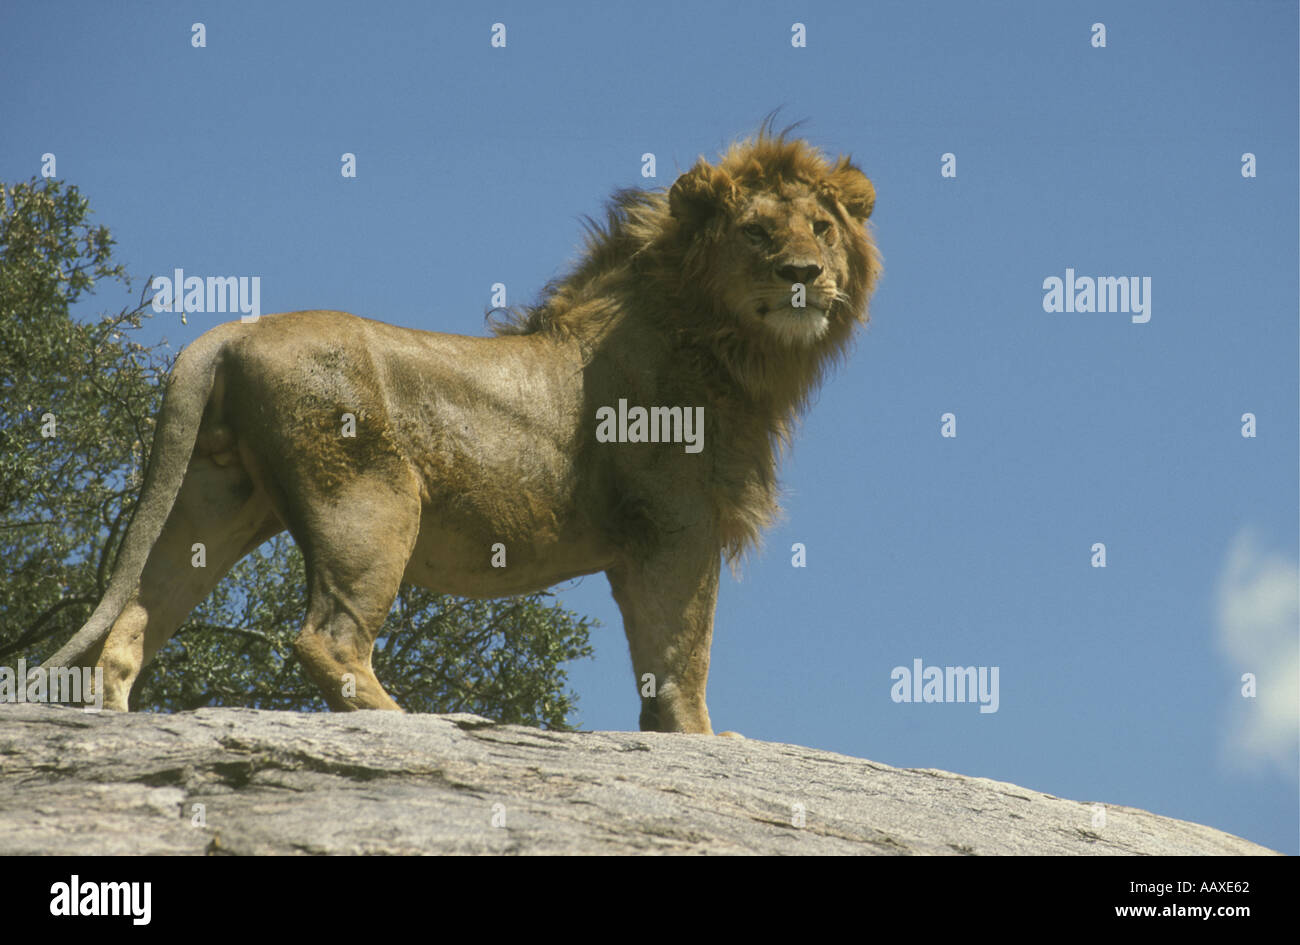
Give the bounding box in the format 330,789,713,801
667,139,877,350
716,184,854,346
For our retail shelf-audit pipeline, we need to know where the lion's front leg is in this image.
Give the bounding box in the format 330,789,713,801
606,540,720,734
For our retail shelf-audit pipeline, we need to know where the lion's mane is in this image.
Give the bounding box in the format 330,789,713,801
493,126,882,560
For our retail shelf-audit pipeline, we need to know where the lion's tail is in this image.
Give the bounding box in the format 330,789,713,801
43,328,231,668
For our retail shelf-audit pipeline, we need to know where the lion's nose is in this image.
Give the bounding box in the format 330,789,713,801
776,262,823,285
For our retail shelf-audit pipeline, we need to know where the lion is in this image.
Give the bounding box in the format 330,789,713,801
43,125,881,733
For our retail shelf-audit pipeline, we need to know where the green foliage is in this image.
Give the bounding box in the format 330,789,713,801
0,178,595,728
0,178,163,659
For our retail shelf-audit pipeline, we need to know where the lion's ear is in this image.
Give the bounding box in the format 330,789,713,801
669,160,735,229
829,158,875,222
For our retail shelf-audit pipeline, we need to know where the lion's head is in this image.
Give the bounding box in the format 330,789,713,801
489,127,880,561
497,126,880,410
647,128,882,424
666,130,879,351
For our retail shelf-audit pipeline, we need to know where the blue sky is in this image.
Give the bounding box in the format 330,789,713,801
2,0,1296,854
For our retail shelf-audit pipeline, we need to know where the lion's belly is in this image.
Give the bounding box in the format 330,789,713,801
401,450,614,595
402,516,612,597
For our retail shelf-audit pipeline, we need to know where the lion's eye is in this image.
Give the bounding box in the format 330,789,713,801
812,219,832,236
742,223,769,243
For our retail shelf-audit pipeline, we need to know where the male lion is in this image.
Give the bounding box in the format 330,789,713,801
44,126,880,733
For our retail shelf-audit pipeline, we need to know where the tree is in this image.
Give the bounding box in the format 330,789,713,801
0,178,594,728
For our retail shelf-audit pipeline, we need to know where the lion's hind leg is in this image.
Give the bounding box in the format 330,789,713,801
288,474,422,712
89,453,281,710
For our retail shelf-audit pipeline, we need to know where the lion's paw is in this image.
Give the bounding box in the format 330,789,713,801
716,730,746,739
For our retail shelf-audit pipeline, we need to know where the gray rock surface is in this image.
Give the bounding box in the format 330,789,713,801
0,703,1277,855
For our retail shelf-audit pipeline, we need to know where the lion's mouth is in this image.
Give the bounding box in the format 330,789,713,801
757,302,827,319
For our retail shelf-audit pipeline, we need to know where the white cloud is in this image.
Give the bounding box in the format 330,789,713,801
1215,529,1299,778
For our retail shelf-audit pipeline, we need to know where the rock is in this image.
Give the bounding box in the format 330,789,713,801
0,704,1277,855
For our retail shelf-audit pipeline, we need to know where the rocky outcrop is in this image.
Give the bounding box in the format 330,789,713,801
0,704,1277,855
